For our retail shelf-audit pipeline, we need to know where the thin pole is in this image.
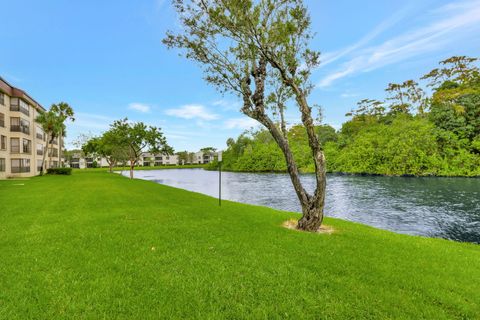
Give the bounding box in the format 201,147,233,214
219,161,222,206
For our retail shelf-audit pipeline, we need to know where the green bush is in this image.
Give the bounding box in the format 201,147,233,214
46,167,72,175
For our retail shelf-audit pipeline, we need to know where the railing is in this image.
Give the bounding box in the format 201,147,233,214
36,133,43,140
11,166,30,173
23,147,31,154
10,125,30,135
10,105,30,116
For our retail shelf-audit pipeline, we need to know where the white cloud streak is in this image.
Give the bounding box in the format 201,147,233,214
165,104,219,120
128,102,151,113
318,0,480,88
224,117,259,130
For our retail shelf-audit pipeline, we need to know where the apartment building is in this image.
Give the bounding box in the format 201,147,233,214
141,153,179,166
0,77,62,178
194,151,215,164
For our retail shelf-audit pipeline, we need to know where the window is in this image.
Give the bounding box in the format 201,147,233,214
19,100,30,116
10,138,20,153
10,98,29,116
49,148,58,157
0,113,4,127
37,160,43,172
22,139,31,154
0,158,5,172
0,93,4,106
11,158,30,173
36,127,44,140
1,135,6,150
10,117,30,134
36,143,43,155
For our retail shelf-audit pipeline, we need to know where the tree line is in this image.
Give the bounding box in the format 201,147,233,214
81,119,173,178
210,56,480,177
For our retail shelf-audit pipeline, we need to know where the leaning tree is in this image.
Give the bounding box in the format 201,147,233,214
164,0,326,231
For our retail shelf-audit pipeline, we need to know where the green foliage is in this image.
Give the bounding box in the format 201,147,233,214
46,167,72,175
215,124,337,172
218,55,480,177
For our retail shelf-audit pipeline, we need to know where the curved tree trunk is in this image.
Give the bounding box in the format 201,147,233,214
242,57,326,232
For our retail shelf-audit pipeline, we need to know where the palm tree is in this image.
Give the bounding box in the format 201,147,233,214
50,102,75,167
36,110,63,175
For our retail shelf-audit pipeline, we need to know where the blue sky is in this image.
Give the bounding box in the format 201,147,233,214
1,0,479,151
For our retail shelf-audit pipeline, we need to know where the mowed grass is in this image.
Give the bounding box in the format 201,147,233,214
0,171,479,319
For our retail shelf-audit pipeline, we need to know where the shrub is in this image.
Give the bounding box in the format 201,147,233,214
46,167,72,175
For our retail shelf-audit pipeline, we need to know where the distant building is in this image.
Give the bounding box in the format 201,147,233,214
67,150,219,169
194,151,215,164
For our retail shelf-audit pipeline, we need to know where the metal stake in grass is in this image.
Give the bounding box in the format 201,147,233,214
218,151,222,207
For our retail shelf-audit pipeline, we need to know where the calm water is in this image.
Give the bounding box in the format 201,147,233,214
121,169,480,243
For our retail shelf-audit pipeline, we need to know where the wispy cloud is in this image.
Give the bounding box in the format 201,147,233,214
166,104,219,120
318,0,480,88
320,4,414,68
340,92,360,99
128,102,151,113
224,117,259,130
70,112,114,130
212,99,241,111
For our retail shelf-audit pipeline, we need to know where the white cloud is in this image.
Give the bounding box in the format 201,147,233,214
317,0,480,88
340,92,360,99
224,117,259,130
128,102,151,113
212,99,241,111
165,104,219,120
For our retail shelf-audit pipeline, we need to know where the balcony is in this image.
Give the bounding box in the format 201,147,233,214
23,147,32,154
0,120,4,128
37,150,43,156
11,125,30,135
11,166,30,173
52,140,58,145
10,105,30,117
36,133,44,140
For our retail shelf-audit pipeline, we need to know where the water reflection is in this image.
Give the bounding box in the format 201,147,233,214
121,169,480,243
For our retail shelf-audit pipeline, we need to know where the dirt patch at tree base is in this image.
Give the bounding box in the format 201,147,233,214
282,219,335,234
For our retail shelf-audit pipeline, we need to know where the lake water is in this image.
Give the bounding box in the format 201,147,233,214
121,169,480,243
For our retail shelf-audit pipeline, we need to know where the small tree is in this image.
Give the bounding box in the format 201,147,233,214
111,118,173,179
50,102,74,167
83,131,129,173
164,0,327,231
36,110,64,175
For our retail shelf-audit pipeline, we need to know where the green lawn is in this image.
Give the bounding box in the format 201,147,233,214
1,171,479,319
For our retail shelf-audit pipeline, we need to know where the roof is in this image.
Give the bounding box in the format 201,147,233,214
0,76,46,112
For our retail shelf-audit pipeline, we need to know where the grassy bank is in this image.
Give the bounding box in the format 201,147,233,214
79,164,206,172
1,171,479,319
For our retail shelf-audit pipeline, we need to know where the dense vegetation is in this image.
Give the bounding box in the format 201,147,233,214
1,171,479,318
210,56,480,176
